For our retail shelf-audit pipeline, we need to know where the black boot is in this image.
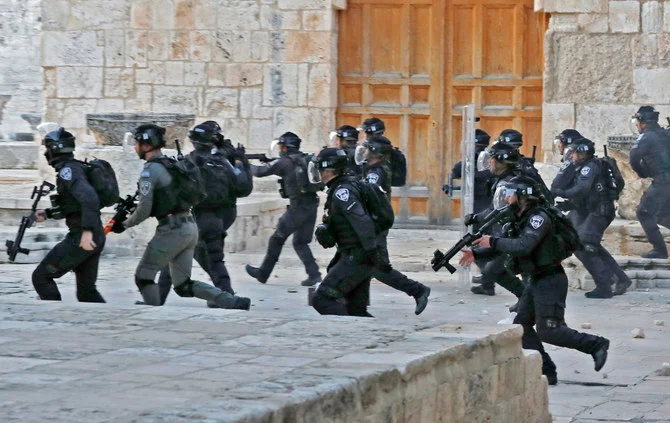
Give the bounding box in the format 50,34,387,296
413,285,431,315
471,285,495,296
301,276,322,287
584,289,613,299
592,338,609,372
641,249,668,259
245,265,268,283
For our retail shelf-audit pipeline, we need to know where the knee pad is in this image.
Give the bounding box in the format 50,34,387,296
34,263,66,280
311,291,329,313
174,278,195,297
135,276,155,291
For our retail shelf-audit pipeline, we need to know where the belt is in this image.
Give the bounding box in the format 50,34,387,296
158,214,194,227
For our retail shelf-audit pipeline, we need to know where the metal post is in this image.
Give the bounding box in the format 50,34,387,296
460,104,476,288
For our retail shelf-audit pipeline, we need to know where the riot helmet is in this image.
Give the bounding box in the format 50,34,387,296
477,141,520,171
277,131,301,149
354,135,392,165
308,148,349,184
475,129,491,148
134,124,166,149
633,105,660,123
189,121,222,149
492,175,540,210
43,127,76,165
553,129,582,155
573,137,596,161
358,117,385,137
495,129,523,148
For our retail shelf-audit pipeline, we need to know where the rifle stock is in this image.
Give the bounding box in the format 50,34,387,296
5,181,55,262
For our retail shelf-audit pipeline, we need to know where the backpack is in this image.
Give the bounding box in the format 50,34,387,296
290,153,324,194
543,206,582,261
351,180,395,232
598,156,625,201
80,159,119,208
389,147,407,187
196,154,234,207
158,156,207,207
227,159,253,198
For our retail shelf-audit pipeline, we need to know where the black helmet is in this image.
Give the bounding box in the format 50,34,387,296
633,105,660,123
277,131,301,149
134,124,166,148
495,129,523,148
487,141,520,164
314,147,349,170
364,135,393,157
43,127,76,155
475,129,491,147
358,117,385,135
189,121,222,147
336,125,359,143
504,175,540,200
573,137,596,155
556,129,582,146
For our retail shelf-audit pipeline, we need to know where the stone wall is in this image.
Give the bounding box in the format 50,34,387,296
0,0,43,137
41,0,339,152
538,0,670,154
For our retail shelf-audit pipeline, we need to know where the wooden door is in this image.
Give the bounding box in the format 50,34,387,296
337,0,547,224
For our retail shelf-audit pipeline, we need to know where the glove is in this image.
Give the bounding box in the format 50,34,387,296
315,224,336,249
464,213,477,226
111,220,126,234
552,188,565,198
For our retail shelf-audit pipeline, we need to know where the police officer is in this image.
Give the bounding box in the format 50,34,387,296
552,138,632,298
112,124,250,309
310,148,378,316
245,132,322,286
155,121,251,307
447,129,492,214
551,129,582,207
32,128,106,302
358,117,385,141
630,106,670,259
467,142,525,299
464,175,610,385
354,134,431,315
331,124,362,178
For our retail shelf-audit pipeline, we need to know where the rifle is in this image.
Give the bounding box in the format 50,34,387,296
5,181,56,262
431,206,512,274
442,173,461,197
245,153,277,163
104,192,138,235
175,139,184,160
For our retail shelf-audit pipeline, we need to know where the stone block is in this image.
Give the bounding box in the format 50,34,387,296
308,64,336,108
124,84,153,111
44,67,58,98
136,61,166,84
610,1,640,33
217,2,260,30
285,32,332,63
221,118,249,145
575,104,634,147
152,0,175,29
665,2,670,32
125,30,148,67
278,0,329,10
263,64,299,106
95,98,125,113
303,10,335,31
643,1,663,33
297,63,309,106
170,30,191,60
105,30,125,67
250,32,270,62
104,68,135,98
212,31,234,62
147,31,170,61
260,7,301,30
42,31,104,67
540,0,607,13
634,69,670,103
660,34,670,67
248,119,274,149
194,0,217,29
577,13,609,33
153,86,199,113
270,31,286,61
184,62,207,86
57,67,103,99
175,0,195,28
549,13,579,33
541,103,575,151
632,34,659,69
41,0,70,31
68,0,130,30
165,61,185,85
496,358,524,402
240,88,273,119
226,64,263,87
191,31,213,61
207,62,227,86
202,88,239,117
547,34,633,104
231,32,252,62
131,0,152,29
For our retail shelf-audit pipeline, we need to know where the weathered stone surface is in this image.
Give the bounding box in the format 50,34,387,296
104,68,135,98
226,64,264,87
541,103,575,152
153,86,200,113
548,14,579,33
184,62,207,86
575,104,635,148
610,1,641,33
124,84,153,111
170,30,191,60
659,34,670,67
260,7,302,30
125,29,148,67
634,68,670,103
190,30,213,61
285,32,332,63
642,1,663,33
632,34,659,68
263,64,299,106
42,31,104,66
207,62,227,86
248,119,274,149
307,63,336,108
194,0,217,29
217,1,261,30
202,88,239,117
212,30,234,62
240,88,273,119
68,0,130,30
85,113,195,147
147,31,170,60
664,1,670,32
547,34,633,104
135,61,166,84
41,0,70,31
541,0,607,13
152,0,175,29
278,0,329,10
56,67,103,99
130,0,152,29
104,30,125,66
577,13,609,33
250,32,270,62
303,10,335,31
175,0,196,29
165,61,185,85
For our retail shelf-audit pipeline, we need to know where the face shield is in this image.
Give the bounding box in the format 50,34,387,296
562,146,576,163
492,185,517,210
553,138,564,155
354,145,368,165
307,160,322,184
630,117,641,135
329,131,339,147
477,150,491,171
269,139,281,158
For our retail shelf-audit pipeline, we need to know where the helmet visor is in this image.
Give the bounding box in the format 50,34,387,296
354,145,367,165
307,160,321,184
630,117,640,135
563,146,577,163
477,150,491,171
493,186,517,210
329,131,339,147
269,139,281,158
553,138,563,154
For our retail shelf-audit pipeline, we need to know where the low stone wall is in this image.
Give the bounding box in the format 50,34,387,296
0,141,39,170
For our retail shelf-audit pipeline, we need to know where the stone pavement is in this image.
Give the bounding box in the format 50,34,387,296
0,228,669,421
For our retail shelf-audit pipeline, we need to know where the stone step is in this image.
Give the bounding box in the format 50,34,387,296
0,141,38,169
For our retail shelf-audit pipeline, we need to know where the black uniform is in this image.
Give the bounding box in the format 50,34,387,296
551,161,579,197
157,148,247,303
554,157,631,296
471,168,526,298
450,153,492,214
491,204,609,380
631,123,670,255
251,148,320,281
312,175,377,316
32,159,106,302
344,145,363,179
364,163,429,299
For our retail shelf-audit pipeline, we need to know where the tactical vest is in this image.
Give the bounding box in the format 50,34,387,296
53,160,87,224
146,159,187,219
325,181,362,249
365,162,392,200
